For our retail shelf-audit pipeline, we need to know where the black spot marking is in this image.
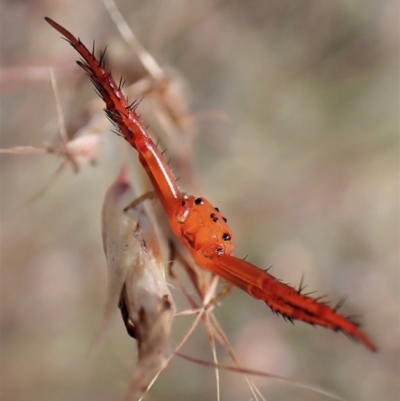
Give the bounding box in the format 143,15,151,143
215,207,220,212
195,198,203,205
223,217,227,223
181,200,186,206
210,213,215,218
222,233,231,241
161,294,172,310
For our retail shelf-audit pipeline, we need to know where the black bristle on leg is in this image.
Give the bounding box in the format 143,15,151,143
118,76,126,91
297,273,306,294
99,46,108,67
333,297,346,312
303,290,317,297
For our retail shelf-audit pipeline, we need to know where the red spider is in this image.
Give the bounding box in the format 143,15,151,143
45,17,377,352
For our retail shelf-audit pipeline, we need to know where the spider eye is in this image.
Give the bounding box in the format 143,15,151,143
222,233,231,241
195,198,203,205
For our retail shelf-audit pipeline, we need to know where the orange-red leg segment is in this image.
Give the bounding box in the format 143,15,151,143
216,255,377,351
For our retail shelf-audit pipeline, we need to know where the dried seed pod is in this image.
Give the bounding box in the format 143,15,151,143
100,167,174,399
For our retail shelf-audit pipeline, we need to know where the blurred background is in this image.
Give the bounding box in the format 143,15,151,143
1,0,398,400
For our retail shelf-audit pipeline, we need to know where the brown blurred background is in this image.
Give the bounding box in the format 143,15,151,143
1,1,398,400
